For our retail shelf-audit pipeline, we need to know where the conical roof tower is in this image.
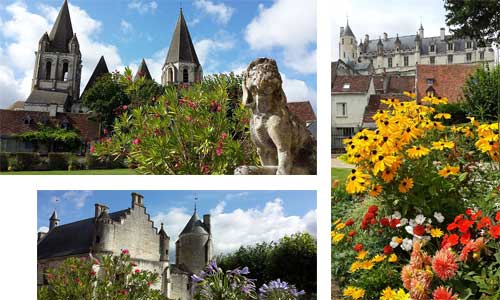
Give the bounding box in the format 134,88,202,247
134,59,153,81
165,9,200,66
49,0,74,52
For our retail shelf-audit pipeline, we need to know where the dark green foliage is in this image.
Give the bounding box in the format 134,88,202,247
462,65,500,121
434,103,469,125
444,0,500,46
82,72,130,130
217,233,317,296
48,152,70,170
84,153,126,170
19,126,81,152
6,152,42,171
127,78,164,107
0,153,8,171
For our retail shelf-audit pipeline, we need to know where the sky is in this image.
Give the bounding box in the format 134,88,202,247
331,0,450,60
37,190,317,258
0,0,317,109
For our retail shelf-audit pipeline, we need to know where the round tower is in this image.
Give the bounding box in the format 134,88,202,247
159,223,170,262
49,210,59,231
92,204,113,253
339,20,357,63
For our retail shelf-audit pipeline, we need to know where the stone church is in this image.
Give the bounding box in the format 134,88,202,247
338,21,495,75
37,193,213,300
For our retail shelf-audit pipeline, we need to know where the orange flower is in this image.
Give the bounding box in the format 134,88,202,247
432,286,458,300
369,185,383,197
432,248,458,280
399,178,414,193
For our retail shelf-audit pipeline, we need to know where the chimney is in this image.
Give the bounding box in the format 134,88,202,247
38,232,47,241
364,34,369,43
340,26,344,36
383,32,388,41
203,214,211,234
440,28,445,41
95,203,109,218
131,192,144,208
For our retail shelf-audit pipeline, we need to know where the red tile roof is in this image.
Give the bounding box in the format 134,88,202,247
0,110,99,141
416,64,479,103
286,101,316,123
332,75,372,93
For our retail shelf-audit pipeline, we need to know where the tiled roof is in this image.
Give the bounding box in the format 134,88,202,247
286,101,316,123
26,90,69,106
48,0,74,53
387,76,415,93
179,211,208,236
135,59,153,81
82,56,109,96
416,64,479,103
0,110,99,141
165,9,200,66
332,75,372,93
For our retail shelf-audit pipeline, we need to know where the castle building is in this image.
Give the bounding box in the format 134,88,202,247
339,21,495,75
37,193,213,300
161,9,203,86
25,0,82,113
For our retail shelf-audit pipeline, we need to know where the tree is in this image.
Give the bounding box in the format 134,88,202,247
462,64,500,121
121,68,164,107
82,72,130,131
444,0,500,46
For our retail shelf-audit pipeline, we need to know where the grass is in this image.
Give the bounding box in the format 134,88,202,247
0,169,137,175
331,168,351,181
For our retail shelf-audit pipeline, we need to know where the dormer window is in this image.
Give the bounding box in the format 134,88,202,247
448,42,454,51
60,119,70,129
343,83,350,89
466,41,472,49
426,78,434,85
23,115,32,125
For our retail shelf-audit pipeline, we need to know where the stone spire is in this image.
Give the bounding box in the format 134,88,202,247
82,56,109,95
49,209,60,231
134,58,153,81
342,19,355,38
165,9,200,66
49,0,74,52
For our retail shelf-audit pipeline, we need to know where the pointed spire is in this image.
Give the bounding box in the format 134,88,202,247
395,34,401,45
377,36,383,46
50,209,59,220
342,19,355,38
165,8,200,66
49,0,74,53
82,56,109,95
134,59,153,81
159,222,168,236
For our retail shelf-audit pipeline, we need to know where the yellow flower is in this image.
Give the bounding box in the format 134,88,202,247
335,222,346,230
438,165,460,178
371,254,386,263
346,169,371,194
432,140,455,150
332,218,341,226
406,145,430,159
331,232,345,244
380,287,396,300
373,154,398,175
430,228,444,238
434,113,451,119
398,178,414,193
349,261,362,273
388,253,398,262
369,185,383,197
344,286,365,300
360,260,375,270
395,289,411,300
357,250,369,260
381,98,401,108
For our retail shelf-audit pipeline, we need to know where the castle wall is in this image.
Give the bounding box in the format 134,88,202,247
170,271,192,300
177,233,209,274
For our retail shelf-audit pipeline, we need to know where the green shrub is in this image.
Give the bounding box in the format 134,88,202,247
0,153,8,172
7,152,42,171
84,153,126,170
48,153,70,170
434,102,469,125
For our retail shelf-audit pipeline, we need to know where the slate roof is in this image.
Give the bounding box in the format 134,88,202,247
342,22,355,37
179,211,208,236
135,59,153,81
82,56,109,96
48,0,74,53
286,102,316,123
26,90,69,106
165,9,200,66
7,101,25,110
332,75,372,93
38,210,128,260
0,110,99,141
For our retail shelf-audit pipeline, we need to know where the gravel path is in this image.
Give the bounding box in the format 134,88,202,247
331,155,355,169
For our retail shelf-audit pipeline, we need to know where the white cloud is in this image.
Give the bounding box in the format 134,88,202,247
120,20,133,34
194,37,234,70
128,1,158,14
0,2,123,108
61,190,93,209
152,198,316,256
194,0,234,25
122,48,167,83
244,0,316,74
224,192,249,201
38,226,49,233
331,0,448,60
281,73,316,103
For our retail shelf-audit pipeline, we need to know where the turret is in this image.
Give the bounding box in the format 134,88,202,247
38,32,49,52
419,23,424,39
132,192,145,208
49,210,59,231
159,223,170,261
69,33,80,54
93,204,113,253
339,20,357,62
377,37,384,55
394,34,401,51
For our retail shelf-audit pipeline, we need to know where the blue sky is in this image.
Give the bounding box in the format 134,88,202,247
0,0,316,109
37,190,317,255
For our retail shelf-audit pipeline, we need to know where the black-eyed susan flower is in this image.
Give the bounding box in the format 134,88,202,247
369,185,383,197
433,113,451,120
399,178,414,193
406,145,430,159
373,154,398,175
346,169,371,194
432,140,455,150
438,165,460,178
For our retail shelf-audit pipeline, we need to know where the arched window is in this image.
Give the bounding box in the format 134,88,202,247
62,62,69,81
168,68,173,82
45,61,52,80
183,68,189,83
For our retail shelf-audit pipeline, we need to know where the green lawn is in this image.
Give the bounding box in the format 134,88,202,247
0,169,137,175
331,168,351,181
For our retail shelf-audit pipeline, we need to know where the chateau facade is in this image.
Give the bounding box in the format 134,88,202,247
339,21,495,75
37,193,213,300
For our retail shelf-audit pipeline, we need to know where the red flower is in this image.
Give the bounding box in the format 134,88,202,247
389,218,400,228
147,281,152,286
460,231,471,245
457,219,474,233
353,243,364,252
477,217,492,230
121,290,129,295
364,212,375,221
368,205,378,214
442,234,459,248
91,271,96,276
447,222,458,231
383,245,393,255
133,138,141,145
496,212,500,222
348,230,356,237
432,248,458,280
432,286,458,300
90,145,95,154
216,148,223,156
490,225,500,239
380,217,390,227
221,132,228,140
413,224,426,236
121,249,129,255
345,218,355,226
135,269,140,274
465,208,473,216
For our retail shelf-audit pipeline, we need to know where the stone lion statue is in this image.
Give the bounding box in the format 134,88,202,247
235,58,316,175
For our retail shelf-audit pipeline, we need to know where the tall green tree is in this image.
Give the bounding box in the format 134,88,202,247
462,64,500,121
444,0,500,46
82,73,130,131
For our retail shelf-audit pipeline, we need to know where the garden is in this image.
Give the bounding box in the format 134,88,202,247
332,90,499,300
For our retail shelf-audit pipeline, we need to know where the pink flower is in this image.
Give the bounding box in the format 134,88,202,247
123,105,128,110
432,247,458,280
103,129,108,135
216,148,223,156
134,269,140,274
121,290,129,295
90,146,95,154
133,138,141,145
121,249,129,255
221,132,228,140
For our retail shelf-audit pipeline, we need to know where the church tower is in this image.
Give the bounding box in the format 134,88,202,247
175,206,212,274
27,0,82,113
161,9,203,86
339,20,358,63
49,210,59,231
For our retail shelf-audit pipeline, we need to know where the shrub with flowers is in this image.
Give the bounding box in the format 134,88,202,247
92,73,259,174
332,93,500,299
37,249,165,300
259,279,305,300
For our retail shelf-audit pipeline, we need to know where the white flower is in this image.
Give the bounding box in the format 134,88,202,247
434,212,445,223
405,225,414,235
390,236,400,248
399,218,408,226
409,219,417,227
401,238,413,251
415,214,426,225
392,211,402,219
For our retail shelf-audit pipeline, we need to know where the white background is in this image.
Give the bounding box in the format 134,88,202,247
0,0,333,298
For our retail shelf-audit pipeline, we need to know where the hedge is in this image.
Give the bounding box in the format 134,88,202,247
48,153,71,170
0,153,8,172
